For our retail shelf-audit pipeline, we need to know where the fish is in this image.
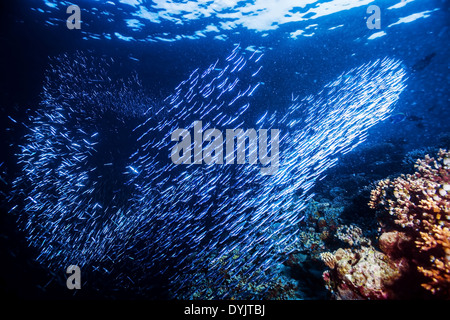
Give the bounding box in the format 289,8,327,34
126,51,407,298
12,47,407,299
389,112,407,124
412,52,436,72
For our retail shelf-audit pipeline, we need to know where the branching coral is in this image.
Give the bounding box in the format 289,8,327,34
369,149,450,298
416,225,450,295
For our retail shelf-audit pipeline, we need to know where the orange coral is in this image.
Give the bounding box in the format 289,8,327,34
417,225,450,295
369,149,450,298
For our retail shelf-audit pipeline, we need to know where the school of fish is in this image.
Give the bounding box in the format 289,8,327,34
12,45,407,298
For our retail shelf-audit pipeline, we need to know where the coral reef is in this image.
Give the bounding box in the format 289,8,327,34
178,149,449,300
335,224,371,247
177,199,348,300
321,245,407,299
298,200,343,254
320,149,449,299
402,147,438,171
319,222,410,299
174,248,298,300
369,149,450,297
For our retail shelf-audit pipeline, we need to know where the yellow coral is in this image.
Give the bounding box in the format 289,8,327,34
320,252,337,269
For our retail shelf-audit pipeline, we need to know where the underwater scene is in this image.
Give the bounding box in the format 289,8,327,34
0,0,449,303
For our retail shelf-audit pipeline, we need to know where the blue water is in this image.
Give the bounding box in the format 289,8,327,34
0,0,448,299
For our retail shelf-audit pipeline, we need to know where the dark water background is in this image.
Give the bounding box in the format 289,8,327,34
0,0,448,299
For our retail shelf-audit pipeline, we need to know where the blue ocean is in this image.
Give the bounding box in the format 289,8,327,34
0,0,448,301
